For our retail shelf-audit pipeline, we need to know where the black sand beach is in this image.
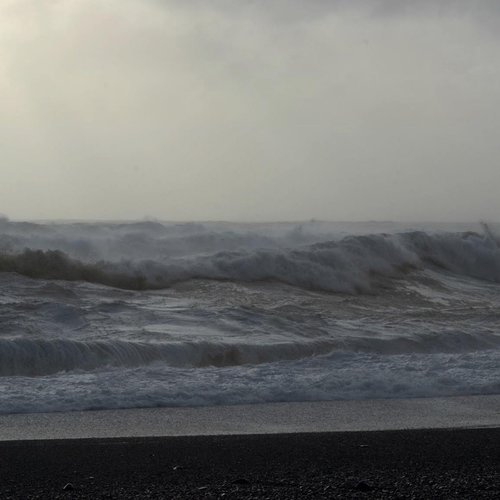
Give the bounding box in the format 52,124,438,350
1,428,499,499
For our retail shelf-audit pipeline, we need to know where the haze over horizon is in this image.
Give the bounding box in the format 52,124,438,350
1,0,500,222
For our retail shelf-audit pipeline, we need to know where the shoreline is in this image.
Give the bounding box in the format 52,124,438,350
2,395,499,498
1,394,499,441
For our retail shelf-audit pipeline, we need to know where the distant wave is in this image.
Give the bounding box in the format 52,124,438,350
2,329,499,376
0,230,499,293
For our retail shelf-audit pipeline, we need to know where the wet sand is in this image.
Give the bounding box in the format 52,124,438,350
1,395,499,440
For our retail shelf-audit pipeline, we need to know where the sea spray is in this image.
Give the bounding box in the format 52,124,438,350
1,229,499,293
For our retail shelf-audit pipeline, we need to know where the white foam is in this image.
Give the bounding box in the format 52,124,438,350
1,350,499,414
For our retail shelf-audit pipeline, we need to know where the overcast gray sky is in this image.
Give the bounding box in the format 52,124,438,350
1,0,499,221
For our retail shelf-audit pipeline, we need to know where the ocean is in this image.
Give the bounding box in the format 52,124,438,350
0,218,499,414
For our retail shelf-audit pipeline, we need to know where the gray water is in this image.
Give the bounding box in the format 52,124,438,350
0,219,499,413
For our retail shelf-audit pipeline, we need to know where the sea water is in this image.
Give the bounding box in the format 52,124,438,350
0,218,499,414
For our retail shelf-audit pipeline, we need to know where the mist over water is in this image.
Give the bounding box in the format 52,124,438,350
1,218,500,293
0,219,499,413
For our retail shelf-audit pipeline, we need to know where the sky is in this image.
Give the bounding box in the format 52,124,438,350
1,0,500,222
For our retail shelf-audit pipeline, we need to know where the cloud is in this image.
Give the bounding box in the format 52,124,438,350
148,0,500,26
1,0,500,221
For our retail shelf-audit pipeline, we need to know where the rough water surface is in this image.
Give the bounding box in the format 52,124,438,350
0,219,499,413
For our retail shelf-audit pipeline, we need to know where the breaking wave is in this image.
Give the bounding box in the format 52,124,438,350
0,249,148,289
1,230,499,293
2,329,500,377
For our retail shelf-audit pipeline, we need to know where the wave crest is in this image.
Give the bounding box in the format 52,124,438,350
0,230,499,293
0,249,148,289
